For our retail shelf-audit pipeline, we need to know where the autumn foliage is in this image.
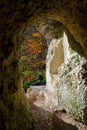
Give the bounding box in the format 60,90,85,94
25,32,47,71
20,30,47,91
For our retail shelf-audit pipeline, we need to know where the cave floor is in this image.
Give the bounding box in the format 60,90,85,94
26,87,87,130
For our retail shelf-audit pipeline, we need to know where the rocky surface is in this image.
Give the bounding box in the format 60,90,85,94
27,87,87,130
58,45,87,122
0,0,87,129
41,32,87,123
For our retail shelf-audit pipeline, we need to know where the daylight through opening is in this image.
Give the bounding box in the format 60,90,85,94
19,26,47,92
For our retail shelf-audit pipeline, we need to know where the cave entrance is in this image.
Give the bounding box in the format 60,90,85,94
1,1,87,129
19,18,64,93
18,18,87,123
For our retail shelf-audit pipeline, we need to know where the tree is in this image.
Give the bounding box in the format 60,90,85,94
19,30,47,91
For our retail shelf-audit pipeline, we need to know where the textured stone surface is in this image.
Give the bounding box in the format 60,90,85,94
46,39,63,106
0,0,87,129
58,53,87,121
58,36,87,122
45,32,87,123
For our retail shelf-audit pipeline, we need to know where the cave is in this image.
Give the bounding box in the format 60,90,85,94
0,0,87,130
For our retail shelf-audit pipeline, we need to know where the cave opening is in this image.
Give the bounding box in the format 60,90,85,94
17,18,87,123
17,18,86,121
0,1,87,129
19,18,65,93
19,26,47,92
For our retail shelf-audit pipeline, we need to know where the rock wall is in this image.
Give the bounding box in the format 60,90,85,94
46,38,64,106
0,0,87,129
46,32,87,122
0,50,39,130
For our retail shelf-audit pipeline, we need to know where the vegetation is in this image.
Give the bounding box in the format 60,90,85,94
19,28,47,92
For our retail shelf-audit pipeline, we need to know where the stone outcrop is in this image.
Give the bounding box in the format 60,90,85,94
45,32,87,122
0,0,87,129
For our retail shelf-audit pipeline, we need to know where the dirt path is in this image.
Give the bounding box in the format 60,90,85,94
26,88,87,130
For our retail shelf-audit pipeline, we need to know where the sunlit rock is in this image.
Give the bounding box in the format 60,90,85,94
45,32,87,122
46,38,63,106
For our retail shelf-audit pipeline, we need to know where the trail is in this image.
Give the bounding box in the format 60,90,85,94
26,86,87,130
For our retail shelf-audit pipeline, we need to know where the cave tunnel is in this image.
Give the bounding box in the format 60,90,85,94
0,0,87,130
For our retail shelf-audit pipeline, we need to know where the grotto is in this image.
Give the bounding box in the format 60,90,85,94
0,0,87,130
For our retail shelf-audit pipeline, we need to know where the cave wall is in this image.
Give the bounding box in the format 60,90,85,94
46,32,87,122
57,33,87,122
0,45,39,130
0,0,87,129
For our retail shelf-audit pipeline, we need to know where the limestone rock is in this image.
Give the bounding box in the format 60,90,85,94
45,32,87,122
0,0,87,129
58,50,87,122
